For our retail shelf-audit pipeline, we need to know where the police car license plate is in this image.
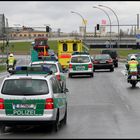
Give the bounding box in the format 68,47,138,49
131,76,137,80
13,104,36,109
76,66,85,71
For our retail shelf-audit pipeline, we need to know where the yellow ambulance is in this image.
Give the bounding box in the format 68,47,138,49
57,39,84,70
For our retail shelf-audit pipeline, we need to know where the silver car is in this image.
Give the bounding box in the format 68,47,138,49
30,61,67,90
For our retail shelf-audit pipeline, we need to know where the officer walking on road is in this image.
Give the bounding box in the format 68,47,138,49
6,53,17,71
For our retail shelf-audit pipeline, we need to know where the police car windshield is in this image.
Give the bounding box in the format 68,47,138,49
71,56,90,63
32,64,58,73
1,79,49,96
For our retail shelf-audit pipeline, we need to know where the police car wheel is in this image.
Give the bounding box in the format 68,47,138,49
0,123,6,134
68,74,72,78
53,112,60,132
90,73,93,78
62,107,67,125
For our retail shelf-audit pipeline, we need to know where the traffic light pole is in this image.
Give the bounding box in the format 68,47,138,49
93,6,112,48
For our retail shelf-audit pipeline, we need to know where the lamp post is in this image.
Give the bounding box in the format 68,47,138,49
71,11,86,40
93,6,112,48
99,5,120,48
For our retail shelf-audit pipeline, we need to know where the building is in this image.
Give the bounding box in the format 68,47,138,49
10,26,49,40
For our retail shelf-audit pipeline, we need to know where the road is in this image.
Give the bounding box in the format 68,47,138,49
1,56,140,138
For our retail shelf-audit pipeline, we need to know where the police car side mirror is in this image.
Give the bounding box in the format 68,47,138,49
63,88,69,93
61,88,69,93
63,68,68,73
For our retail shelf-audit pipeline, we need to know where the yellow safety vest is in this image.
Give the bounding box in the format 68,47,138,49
128,60,138,72
8,57,15,66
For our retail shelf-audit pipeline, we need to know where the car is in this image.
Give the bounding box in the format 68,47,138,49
101,49,118,67
30,61,67,90
92,54,114,72
68,52,94,78
0,66,69,133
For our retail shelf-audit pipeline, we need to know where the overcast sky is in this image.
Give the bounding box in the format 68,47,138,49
0,1,140,33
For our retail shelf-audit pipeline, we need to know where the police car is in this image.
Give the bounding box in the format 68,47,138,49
0,66,69,133
68,52,94,78
30,61,67,91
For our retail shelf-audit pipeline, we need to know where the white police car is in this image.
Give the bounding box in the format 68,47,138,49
0,66,69,133
68,52,94,78
30,61,67,91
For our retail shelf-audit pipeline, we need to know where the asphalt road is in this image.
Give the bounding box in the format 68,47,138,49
1,56,140,138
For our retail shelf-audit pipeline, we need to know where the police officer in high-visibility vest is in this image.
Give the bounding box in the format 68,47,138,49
6,53,17,71
126,55,139,80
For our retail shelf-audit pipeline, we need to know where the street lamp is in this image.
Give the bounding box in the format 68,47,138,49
99,5,120,48
93,6,112,48
71,11,86,40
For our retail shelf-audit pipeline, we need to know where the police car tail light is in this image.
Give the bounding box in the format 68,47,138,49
69,64,72,69
88,63,93,68
45,98,54,109
56,74,61,81
0,98,4,109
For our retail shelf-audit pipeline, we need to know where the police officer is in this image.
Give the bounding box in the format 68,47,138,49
126,55,139,80
6,53,17,71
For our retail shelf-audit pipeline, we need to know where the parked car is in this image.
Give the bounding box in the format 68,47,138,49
101,49,118,67
92,54,114,72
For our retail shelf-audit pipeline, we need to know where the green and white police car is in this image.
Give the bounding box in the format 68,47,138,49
68,52,94,78
0,66,69,133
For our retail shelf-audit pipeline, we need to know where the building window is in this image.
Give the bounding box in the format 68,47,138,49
24,34,27,37
19,34,23,37
34,34,36,37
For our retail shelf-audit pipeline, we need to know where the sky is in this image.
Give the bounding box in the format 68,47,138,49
0,1,140,33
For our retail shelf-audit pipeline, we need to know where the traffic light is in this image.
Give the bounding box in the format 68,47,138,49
46,26,50,32
97,24,100,30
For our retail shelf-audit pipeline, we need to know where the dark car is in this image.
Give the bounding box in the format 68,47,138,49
92,54,114,72
101,49,118,67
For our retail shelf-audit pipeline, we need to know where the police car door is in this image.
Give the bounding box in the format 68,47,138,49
51,77,67,121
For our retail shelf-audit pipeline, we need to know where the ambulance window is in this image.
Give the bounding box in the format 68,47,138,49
73,43,77,51
63,43,67,52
